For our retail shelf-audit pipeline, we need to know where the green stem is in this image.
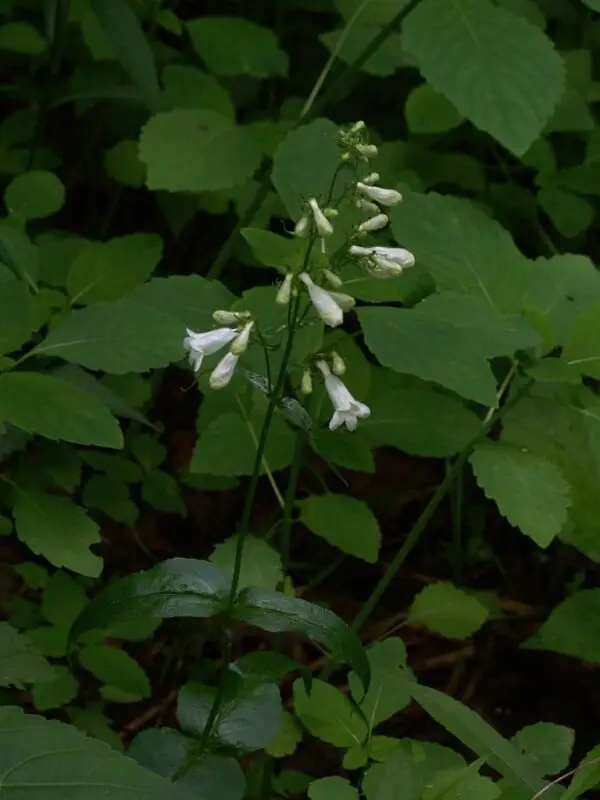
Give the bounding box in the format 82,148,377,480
280,428,305,569
320,379,532,681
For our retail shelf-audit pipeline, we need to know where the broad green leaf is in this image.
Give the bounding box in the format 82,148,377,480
293,678,367,747
67,234,163,304
422,763,500,800
266,711,303,758
91,0,161,108
401,0,565,154
141,472,185,516
538,187,594,238
233,588,370,689
470,440,571,547
320,25,404,77
68,704,123,751
0,623,55,687
79,645,151,698
241,228,306,272
69,558,230,643
32,665,79,710
407,683,553,796
405,84,464,133
358,306,498,406
334,0,413,24
139,109,262,192
129,729,246,800
312,429,375,472
309,777,359,800
349,639,414,729
390,192,530,312
105,140,146,187
5,170,65,220
363,745,420,800
523,588,600,662
187,17,288,77
178,679,282,753
34,298,184,373
563,744,600,799
0,221,39,289
81,451,143,483
0,21,46,53
131,275,234,332
13,490,102,577
297,494,381,563
162,65,234,120
361,386,481,457
0,372,123,448
0,705,193,797
42,571,88,630
562,298,600,378
272,118,353,220
0,270,33,354
409,582,489,638
513,722,574,776
210,535,283,590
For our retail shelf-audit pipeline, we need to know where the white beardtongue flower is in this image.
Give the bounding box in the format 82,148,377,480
230,321,254,355
183,327,238,373
363,172,380,186
317,360,370,432
327,291,356,312
355,198,380,215
294,214,310,237
276,273,293,305
358,213,389,234
308,198,334,237
331,351,346,376
349,244,415,278
299,272,344,327
356,143,378,158
356,182,403,206
322,268,343,289
209,351,239,389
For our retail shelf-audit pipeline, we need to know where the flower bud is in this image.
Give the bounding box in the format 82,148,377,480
276,273,293,305
358,213,389,233
331,351,346,376
356,143,378,158
308,198,334,237
230,321,254,355
363,172,380,186
294,214,310,237
301,369,313,395
213,309,249,325
328,291,355,313
322,268,343,289
350,120,366,134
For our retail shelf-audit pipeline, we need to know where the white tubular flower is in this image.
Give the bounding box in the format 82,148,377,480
356,143,378,158
322,268,343,289
231,321,254,355
355,198,380,215
328,291,356,312
209,351,239,390
356,182,403,206
350,120,366,133
358,213,389,234
276,273,293,305
363,172,380,186
294,214,310,237
317,361,370,432
349,244,415,278
331,351,346,376
183,327,238,373
299,272,344,327
308,198,334,237
371,246,415,268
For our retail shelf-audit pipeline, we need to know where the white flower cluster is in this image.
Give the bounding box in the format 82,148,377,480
183,120,414,433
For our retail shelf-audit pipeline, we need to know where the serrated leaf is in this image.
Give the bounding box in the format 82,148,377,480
210,535,283,590
178,678,282,753
0,623,55,687
298,494,381,563
401,0,565,154
32,665,79,710
293,678,367,747
320,25,404,77
363,745,420,800
105,140,146,187
139,109,262,192
266,711,303,758
13,490,102,577
310,777,359,800
141,471,185,516
42,570,88,630
5,170,65,220
312,429,375,472
513,722,574,776
405,84,464,133
390,192,530,313
422,763,500,800
232,588,369,689
69,558,230,643
470,440,571,547
0,705,192,797
349,639,413,729
79,645,150,698
0,271,33,354
358,306,498,406
241,228,306,271
162,65,234,120
409,582,488,638
562,298,600,378
523,588,600,662
538,187,594,238
187,17,288,78
34,298,184,373
91,0,161,109
67,234,163,304
0,372,123,448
